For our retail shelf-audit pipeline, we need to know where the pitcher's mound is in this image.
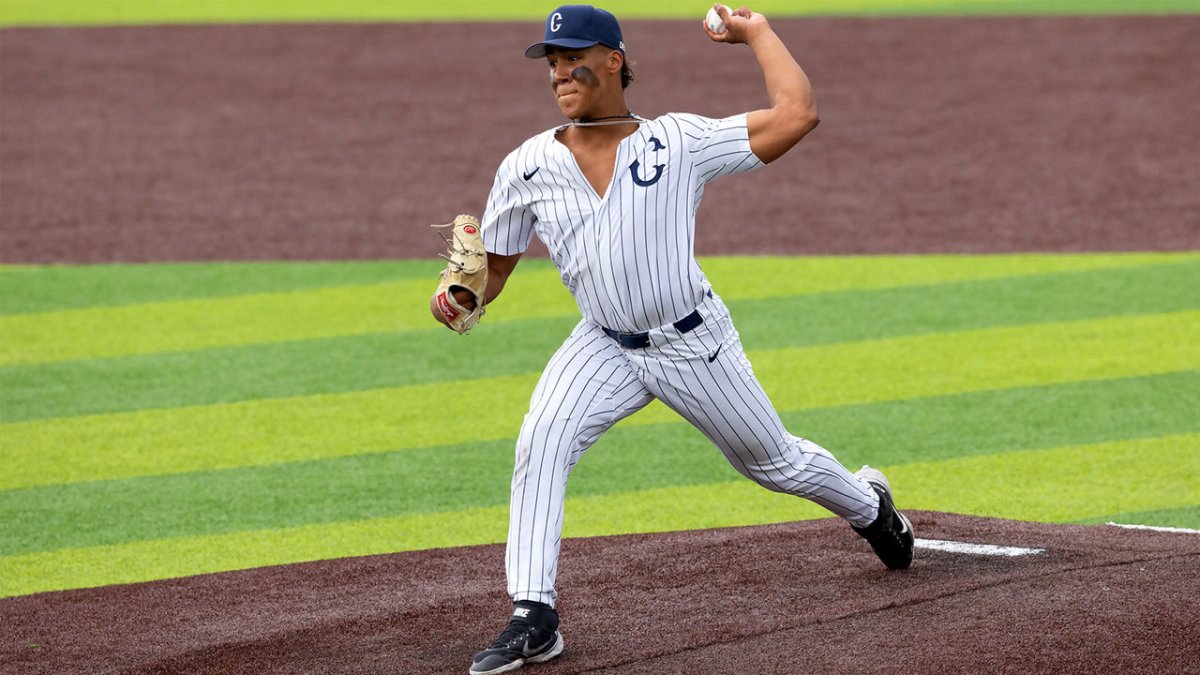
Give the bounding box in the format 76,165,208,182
4,513,1198,674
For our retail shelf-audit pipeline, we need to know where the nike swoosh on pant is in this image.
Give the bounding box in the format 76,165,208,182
708,346,722,363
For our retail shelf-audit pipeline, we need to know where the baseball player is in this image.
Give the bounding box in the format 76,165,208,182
429,5,915,673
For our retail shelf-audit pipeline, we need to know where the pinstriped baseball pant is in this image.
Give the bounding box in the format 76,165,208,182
506,291,881,607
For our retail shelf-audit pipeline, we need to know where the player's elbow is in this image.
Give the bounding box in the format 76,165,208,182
765,102,819,151
749,103,820,163
786,103,820,140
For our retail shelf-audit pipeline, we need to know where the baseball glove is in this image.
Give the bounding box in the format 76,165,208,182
431,214,488,334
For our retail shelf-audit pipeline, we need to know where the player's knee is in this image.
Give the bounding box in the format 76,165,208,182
516,419,574,466
740,438,819,488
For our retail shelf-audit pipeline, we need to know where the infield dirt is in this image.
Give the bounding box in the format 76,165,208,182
3,514,1199,673
1,15,1198,675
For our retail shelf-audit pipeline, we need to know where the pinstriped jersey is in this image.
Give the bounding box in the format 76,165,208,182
482,112,763,333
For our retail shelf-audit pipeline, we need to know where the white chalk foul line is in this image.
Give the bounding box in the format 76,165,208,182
1106,522,1200,534
915,538,1044,557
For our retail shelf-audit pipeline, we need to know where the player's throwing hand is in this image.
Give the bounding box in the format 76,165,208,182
703,4,767,44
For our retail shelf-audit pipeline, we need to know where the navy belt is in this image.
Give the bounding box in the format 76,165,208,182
603,291,711,349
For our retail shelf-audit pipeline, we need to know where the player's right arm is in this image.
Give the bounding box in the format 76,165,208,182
705,5,819,164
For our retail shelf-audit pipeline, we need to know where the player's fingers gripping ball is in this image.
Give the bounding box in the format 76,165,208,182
431,214,488,334
705,4,731,34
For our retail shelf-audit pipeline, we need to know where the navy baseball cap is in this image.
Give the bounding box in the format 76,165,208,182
524,5,625,59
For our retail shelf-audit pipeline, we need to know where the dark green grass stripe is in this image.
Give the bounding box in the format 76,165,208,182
735,258,1200,349
4,370,1195,555
1077,505,1200,530
0,260,446,316
781,370,1200,466
5,261,1197,423
0,316,573,423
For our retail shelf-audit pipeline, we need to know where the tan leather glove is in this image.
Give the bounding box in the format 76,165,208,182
431,214,488,334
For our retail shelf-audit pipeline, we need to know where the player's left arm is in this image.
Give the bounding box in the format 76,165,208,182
429,249,521,330
705,4,819,164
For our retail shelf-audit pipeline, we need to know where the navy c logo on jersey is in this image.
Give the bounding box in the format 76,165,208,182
629,160,664,187
630,136,666,187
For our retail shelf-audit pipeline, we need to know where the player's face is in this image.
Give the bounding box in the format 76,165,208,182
546,46,622,119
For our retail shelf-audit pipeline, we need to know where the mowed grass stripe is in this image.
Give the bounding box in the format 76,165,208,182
4,311,1196,490
0,260,443,316
2,0,1196,27
3,433,1194,598
740,258,1200,350
2,253,1187,366
892,434,1200,522
0,318,572,424
5,371,1196,555
0,270,566,367
7,260,1198,423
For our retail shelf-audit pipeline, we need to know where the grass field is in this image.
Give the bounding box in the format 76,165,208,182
2,0,1199,26
3,0,1197,604
2,253,1198,598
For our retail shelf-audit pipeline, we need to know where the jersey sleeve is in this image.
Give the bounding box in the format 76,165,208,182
675,112,764,183
481,154,536,256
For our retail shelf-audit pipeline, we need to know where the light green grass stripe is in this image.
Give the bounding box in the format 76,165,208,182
0,269,571,367
2,0,1196,27
0,260,444,316
700,253,1193,301
8,259,1197,423
4,254,1187,315
1,253,1187,366
2,433,1193,598
749,309,1199,411
3,310,1195,491
891,434,1200,521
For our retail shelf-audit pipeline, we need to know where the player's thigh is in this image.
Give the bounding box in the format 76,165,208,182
520,322,652,464
639,337,789,464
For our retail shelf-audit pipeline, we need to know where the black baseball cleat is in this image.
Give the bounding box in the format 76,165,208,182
469,600,564,675
852,466,915,570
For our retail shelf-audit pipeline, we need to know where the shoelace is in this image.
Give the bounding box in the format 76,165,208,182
490,621,533,649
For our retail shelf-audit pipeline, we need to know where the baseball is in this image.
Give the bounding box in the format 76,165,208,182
705,5,730,35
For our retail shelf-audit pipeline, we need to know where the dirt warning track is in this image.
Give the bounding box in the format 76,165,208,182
3,514,1198,674
2,16,1198,263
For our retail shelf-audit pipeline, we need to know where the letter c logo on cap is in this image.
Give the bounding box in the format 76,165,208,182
550,12,563,32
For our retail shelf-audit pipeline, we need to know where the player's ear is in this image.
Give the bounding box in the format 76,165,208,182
608,50,623,75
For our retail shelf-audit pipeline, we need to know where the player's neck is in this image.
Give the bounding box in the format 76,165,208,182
575,92,630,121
564,99,639,143
560,120,637,149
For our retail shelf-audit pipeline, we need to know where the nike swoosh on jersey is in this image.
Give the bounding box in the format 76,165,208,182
523,167,540,181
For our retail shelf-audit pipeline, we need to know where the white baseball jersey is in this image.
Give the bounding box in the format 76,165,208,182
481,113,881,608
482,112,762,332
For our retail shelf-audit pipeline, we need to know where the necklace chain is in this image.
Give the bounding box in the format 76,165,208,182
568,111,647,127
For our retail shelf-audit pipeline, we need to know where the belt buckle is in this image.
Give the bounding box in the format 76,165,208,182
604,327,650,349
619,332,650,349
